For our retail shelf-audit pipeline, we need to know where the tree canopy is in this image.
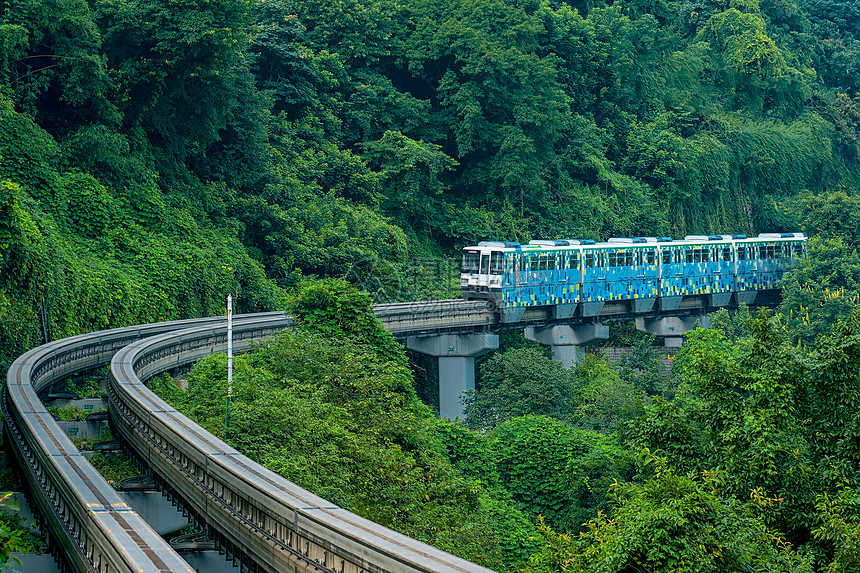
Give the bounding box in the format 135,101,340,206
5,0,860,570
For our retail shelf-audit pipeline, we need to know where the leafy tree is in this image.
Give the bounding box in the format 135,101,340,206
803,309,860,480
465,348,573,431
289,278,405,364
0,0,116,131
95,0,253,162
523,458,814,573
813,484,860,573
361,130,457,235
403,0,570,208
779,236,860,344
569,355,646,434
677,317,816,536
785,188,860,245
489,415,635,534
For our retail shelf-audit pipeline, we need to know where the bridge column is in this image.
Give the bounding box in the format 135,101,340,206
635,315,710,347
524,324,609,368
406,334,499,420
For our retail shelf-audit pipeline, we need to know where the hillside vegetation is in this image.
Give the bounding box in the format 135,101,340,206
6,0,860,570
3,0,860,366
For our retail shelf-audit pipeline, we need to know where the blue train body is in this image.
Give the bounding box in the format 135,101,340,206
460,233,806,322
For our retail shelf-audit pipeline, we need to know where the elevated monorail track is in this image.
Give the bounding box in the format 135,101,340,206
4,294,777,573
2,314,282,573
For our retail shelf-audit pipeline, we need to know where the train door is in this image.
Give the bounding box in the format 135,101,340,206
661,245,683,296
563,249,582,304
478,251,490,290
735,241,757,293
715,242,733,294
582,247,606,303
460,248,480,298
630,246,656,298
488,250,505,302
605,248,630,300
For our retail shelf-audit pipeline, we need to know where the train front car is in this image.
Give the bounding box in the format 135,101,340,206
460,240,587,323
460,241,513,300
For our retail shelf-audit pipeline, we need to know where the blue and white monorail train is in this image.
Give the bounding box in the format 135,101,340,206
460,233,806,322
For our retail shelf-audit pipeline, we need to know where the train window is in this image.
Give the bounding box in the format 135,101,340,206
723,247,731,261
662,250,672,265
490,252,504,274
586,252,595,268
462,251,479,273
758,245,767,259
626,252,634,266
738,246,747,260
481,254,490,273
685,248,694,263
647,250,656,265
774,244,783,258
547,255,556,271
607,252,616,267
530,256,539,271
571,252,580,269
795,243,805,257
702,248,710,262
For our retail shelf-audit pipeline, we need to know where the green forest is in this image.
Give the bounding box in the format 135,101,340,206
5,0,860,569
5,0,860,366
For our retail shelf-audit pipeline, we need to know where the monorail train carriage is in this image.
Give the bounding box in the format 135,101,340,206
461,233,807,323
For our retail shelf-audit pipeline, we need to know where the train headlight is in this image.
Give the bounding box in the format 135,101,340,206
460,278,468,285
490,278,500,285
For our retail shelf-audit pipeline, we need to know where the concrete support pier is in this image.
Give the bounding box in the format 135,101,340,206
524,324,609,368
407,334,499,419
635,315,710,347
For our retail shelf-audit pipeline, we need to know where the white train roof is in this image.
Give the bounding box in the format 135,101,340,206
466,233,806,251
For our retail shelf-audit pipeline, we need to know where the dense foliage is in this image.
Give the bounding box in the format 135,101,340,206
7,0,860,570
5,0,860,373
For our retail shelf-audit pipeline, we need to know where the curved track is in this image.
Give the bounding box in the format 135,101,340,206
2,314,278,573
3,304,499,573
108,314,494,573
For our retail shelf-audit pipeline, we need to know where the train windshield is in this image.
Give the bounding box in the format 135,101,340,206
462,251,480,273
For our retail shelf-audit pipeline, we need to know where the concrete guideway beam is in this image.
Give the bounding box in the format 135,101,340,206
524,324,609,368
406,333,499,420
635,315,710,347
